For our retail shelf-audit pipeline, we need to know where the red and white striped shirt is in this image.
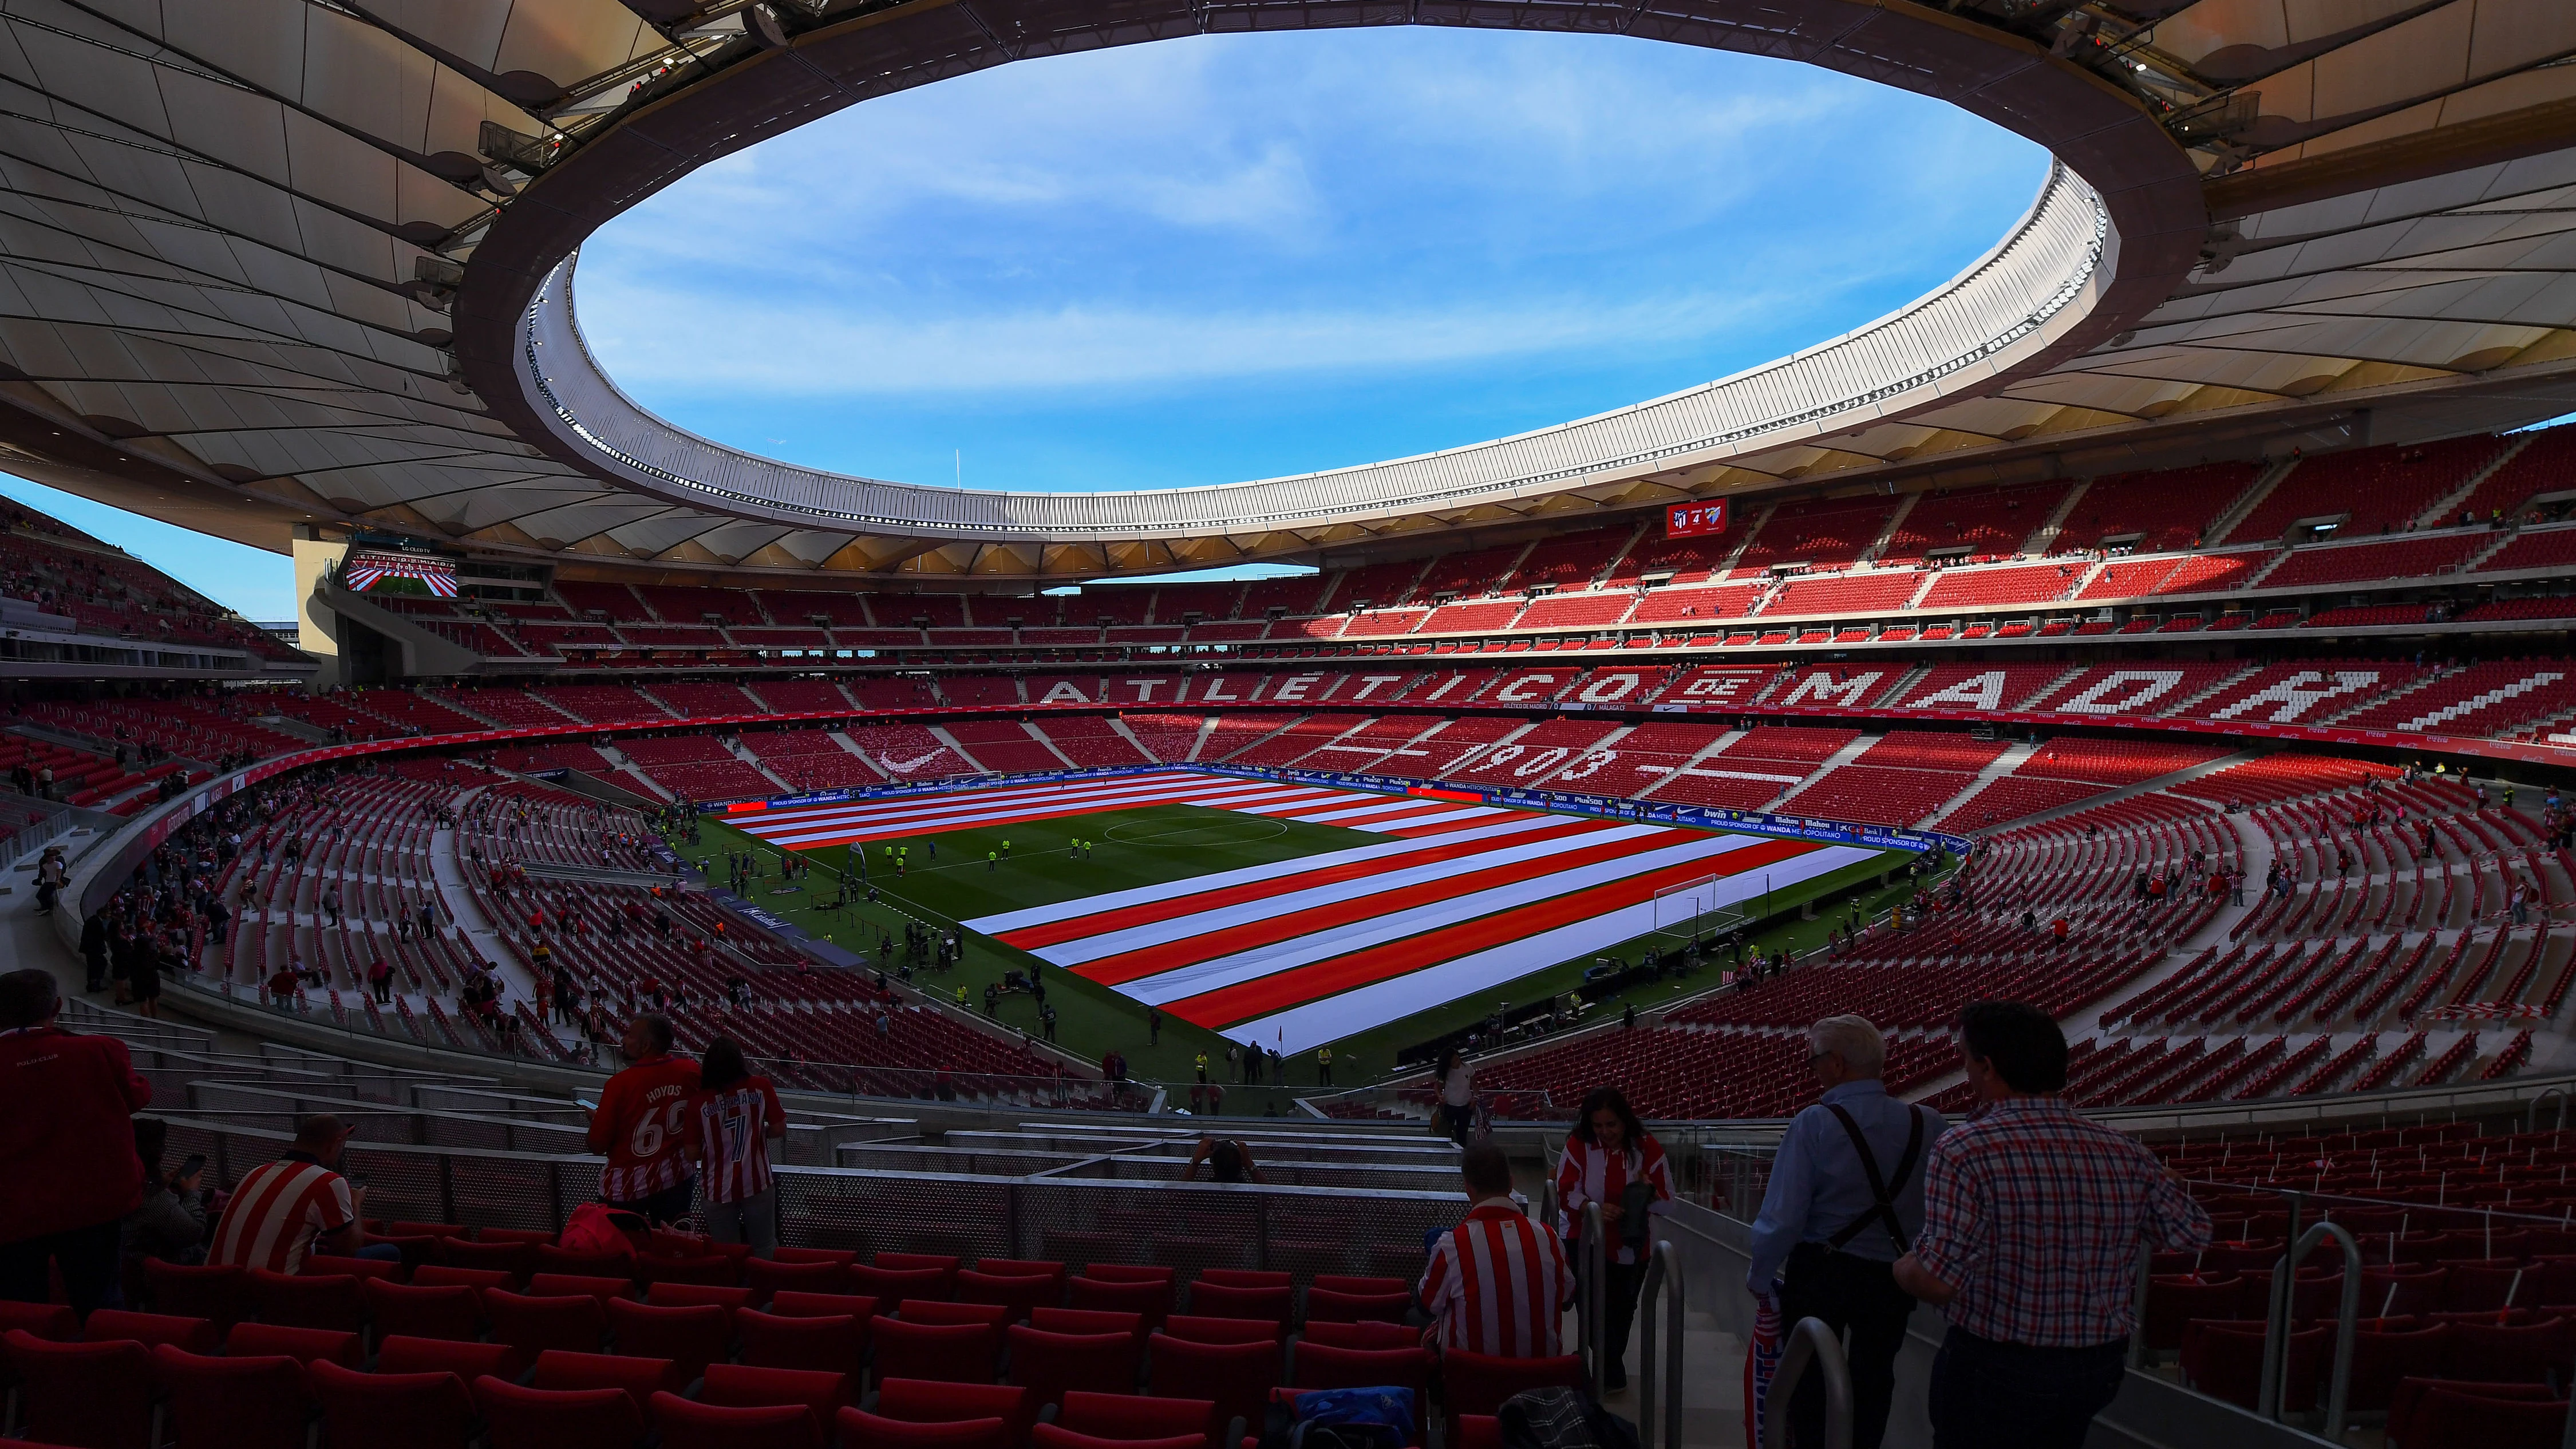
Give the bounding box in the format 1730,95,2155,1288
588,1052,702,1202
1553,1133,1675,1265
210,1156,354,1274
691,1077,783,1205
1419,1202,1575,1357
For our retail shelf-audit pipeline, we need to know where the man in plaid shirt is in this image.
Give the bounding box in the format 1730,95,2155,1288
1893,1002,2210,1448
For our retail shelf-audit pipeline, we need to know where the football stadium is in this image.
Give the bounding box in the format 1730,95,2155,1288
7,2,2576,1447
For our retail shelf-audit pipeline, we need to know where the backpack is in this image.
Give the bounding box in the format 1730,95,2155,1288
559,1202,647,1259
1262,1388,1415,1449
1496,1388,1639,1449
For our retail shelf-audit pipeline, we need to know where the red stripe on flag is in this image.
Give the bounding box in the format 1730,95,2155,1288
1068,826,1687,987
1163,836,1820,1026
997,816,1607,951
1408,786,1483,803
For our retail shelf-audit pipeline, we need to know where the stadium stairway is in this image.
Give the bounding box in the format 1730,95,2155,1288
1767,732,1882,815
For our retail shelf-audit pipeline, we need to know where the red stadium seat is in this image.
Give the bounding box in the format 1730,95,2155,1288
1007,1324,1141,1405
433,1237,533,1280
6,1331,156,1449
835,1409,1012,1449
641,1256,742,1290
1290,1343,1433,1405
151,1344,311,1449
413,1265,518,1293
485,1290,608,1359
1186,1283,1292,1322
1055,1393,1216,1446
1030,1427,1201,1449
875,1255,961,1294
1031,1307,1147,1347
85,1308,219,1353
473,1375,647,1449
385,1222,469,1241
740,1309,868,1377
1161,1314,1281,1345
144,1261,246,1326
746,1258,847,1304
310,1359,475,1449
535,1247,637,1280
1298,1322,1419,1352
0,1301,77,1339
649,1282,757,1314
957,1269,1061,1322
871,1379,1037,1442
1145,1334,1279,1440
701,1363,853,1430
1302,1289,1411,1324
852,1266,953,1302
1195,1272,1289,1289
1310,1277,1408,1297
2182,1322,2326,1411
530,1273,639,1304
247,1269,365,1333
377,1335,523,1381
2446,1318,2576,1383
771,1292,882,1322
304,1254,403,1282
530,1348,681,1405
1079,1266,1175,1286
872,1317,1002,1384
1454,1418,1502,1449
899,1300,1011,1330
651,1392,820,1449
1439,1351,1584,1419
607,1298,732,1382
479,1229,558,1247
366,1279,484,1341
224,1321,361,1368
2390,1380,2566,1449
1068,1277,1173,1325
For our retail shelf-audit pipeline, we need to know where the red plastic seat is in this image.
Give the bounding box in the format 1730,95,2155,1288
0,1301,77,1339
1310,1277,1406,1297
1439,1351,1584,1419
1302,1289,1411,1325
85,1308,219,1353
2182,1321,2326,1411
413,1265,518,1293
2141,1277,2247,1355
957,1270,1060,1322
1067,1277,1172,1326
1161,1314,1281,1345
145,1261,247,1327
1186,1283,1292,1322
485,1290,608,1358
6,1330,156,1449
899,1301,1011,1330
771,1292,882,1323
534,1246,636,1280
1291,1343,1432,1404
385,1222,469,1241
1007,1325,1140,1405
1298,1322,1419,1353
1030,1427,1199,1449
1031,1308,1146,1347
701,1363,852,1431
309,1358,474,1449
247,1269,365,1333
305,1254,404,1283
851,1266,953,1302
377,1335,523,1381
871,1379,1037,1442
1079,1266,1174,1284
1056,1391,1218,1449
608,1298,732,1383
772,1249,856,1269
835,1408,1010,1449
641,1257,742,1290
2349,1322,2452,1411
225,1321,361,1368
474,1375,647,1449
530,1348,681,1405
1145,1334,1279,1440
651,1282,758,1313
433,1237,533,1280
366,1279,484,1341
876,1254,961,1285
531,1273,639,1304
1195,1272,1288,1290
746,1259,846,1304
2447,1317,2576,1383
479,1229,558,1247
2391,1379,2567,1449
740,1309,867,1377
977,1261,1066,1285
2445,1265,2537,1314
651,1392,820,1449
872,1317,1001,1385
151,1344,311,1449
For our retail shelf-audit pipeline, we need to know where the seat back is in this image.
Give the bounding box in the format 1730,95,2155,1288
1068,1278,1173,1326
1303,1289,1412,1325
1161,1314,1280,1345
852,1266,953,1302
1145,1334,1280,1440
738,1310,866,1377
872,1379,1035,1442
1438,1350,1584,1419
367,1280,484,1341
1005,1325,1140,1406
650,1283,758,1313
1291,1343,1433,1401
956,1270,1060,1322
6,1332,157,1449
484,1290,608,1357
1187,1283,1293,1322
871,1317,1001,1385
309,1359,474,1449
834,1408,1010,1449
1056,1391,1215,1447
640,1256,741,1290
86,1309,219,1353
248,1270,365,1333
530,1348,679,1405
226,1322,361,1368
700,1364,850,1435
144,1261,247,1326
607,1298,732,1382
377,1335,523,1381
769,1292,881,1323
1030,1427,1200,1449
1299,1322,1418,1353
650,1391,820,1449
745,1259,845,1304
472,1375,647,1449
529,1273,637,1304
150,1345,311,1449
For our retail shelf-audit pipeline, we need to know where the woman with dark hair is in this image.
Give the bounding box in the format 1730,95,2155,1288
1554,1085,1674,1391
1435,1049,1475,1146
688,1036,784,1258
1187,1136,1262,1184
120,1117,207,1297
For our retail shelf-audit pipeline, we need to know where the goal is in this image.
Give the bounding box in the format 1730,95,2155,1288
1653,874,1750,941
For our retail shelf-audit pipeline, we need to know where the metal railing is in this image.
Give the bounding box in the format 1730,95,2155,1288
2258,1222,2361,1436
1635,1239,1686,1449
1763,1316,1855,1449
1577,1202,1607,1397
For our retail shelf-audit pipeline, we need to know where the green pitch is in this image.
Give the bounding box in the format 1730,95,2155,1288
679,797,1924,1109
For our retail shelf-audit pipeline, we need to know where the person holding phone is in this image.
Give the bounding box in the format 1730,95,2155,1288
209,1115,400,1272
121,1119,207,1289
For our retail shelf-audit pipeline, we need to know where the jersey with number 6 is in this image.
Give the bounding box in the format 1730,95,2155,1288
589,1052,702,1201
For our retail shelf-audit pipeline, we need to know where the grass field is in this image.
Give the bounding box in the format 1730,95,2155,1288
681,781,1923,1107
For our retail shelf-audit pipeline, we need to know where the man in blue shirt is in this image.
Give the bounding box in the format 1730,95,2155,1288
1748,1016,1947,1449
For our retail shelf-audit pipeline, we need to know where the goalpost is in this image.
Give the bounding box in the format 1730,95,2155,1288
1653,874,1751,943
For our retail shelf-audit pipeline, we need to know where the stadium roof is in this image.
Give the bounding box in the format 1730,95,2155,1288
1,0,2573,581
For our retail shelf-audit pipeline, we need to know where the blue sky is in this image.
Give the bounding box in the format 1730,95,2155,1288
6,29,2050,614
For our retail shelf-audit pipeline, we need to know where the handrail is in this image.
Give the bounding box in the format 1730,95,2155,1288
1635,1239,1685,1449
1761,1316,1854,1449
2530,1085,2570,1131
2257,1221,2362,1435
1578,1202,1607,1398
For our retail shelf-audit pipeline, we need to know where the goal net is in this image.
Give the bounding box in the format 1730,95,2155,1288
1653,875,1749,941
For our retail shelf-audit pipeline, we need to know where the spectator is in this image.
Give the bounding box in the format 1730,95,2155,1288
1187,1136,1261,1183
120,1118,207,1290
1893,1002,2212,1448
1747,1016,1946,1449
587,1013,701,1225
1419,1143,1572,1356
1435,1048,1476,1146
208,1114,401,1272
0,968,151,1317
690,1036,784,1260
1554,1086,1673,1391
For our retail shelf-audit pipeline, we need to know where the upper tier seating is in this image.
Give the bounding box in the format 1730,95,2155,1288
1877,480,2065,564
2230,437,2508,543
1729,495,1902,578
2448,423,2576,523
2057,462,2259,553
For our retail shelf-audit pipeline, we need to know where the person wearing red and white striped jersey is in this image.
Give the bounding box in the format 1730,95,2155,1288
208,1115,399,1274
688,1036,783,1258
1419,1143,1574,1357
1554,1086,1674,1391
587,1013,702,1223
